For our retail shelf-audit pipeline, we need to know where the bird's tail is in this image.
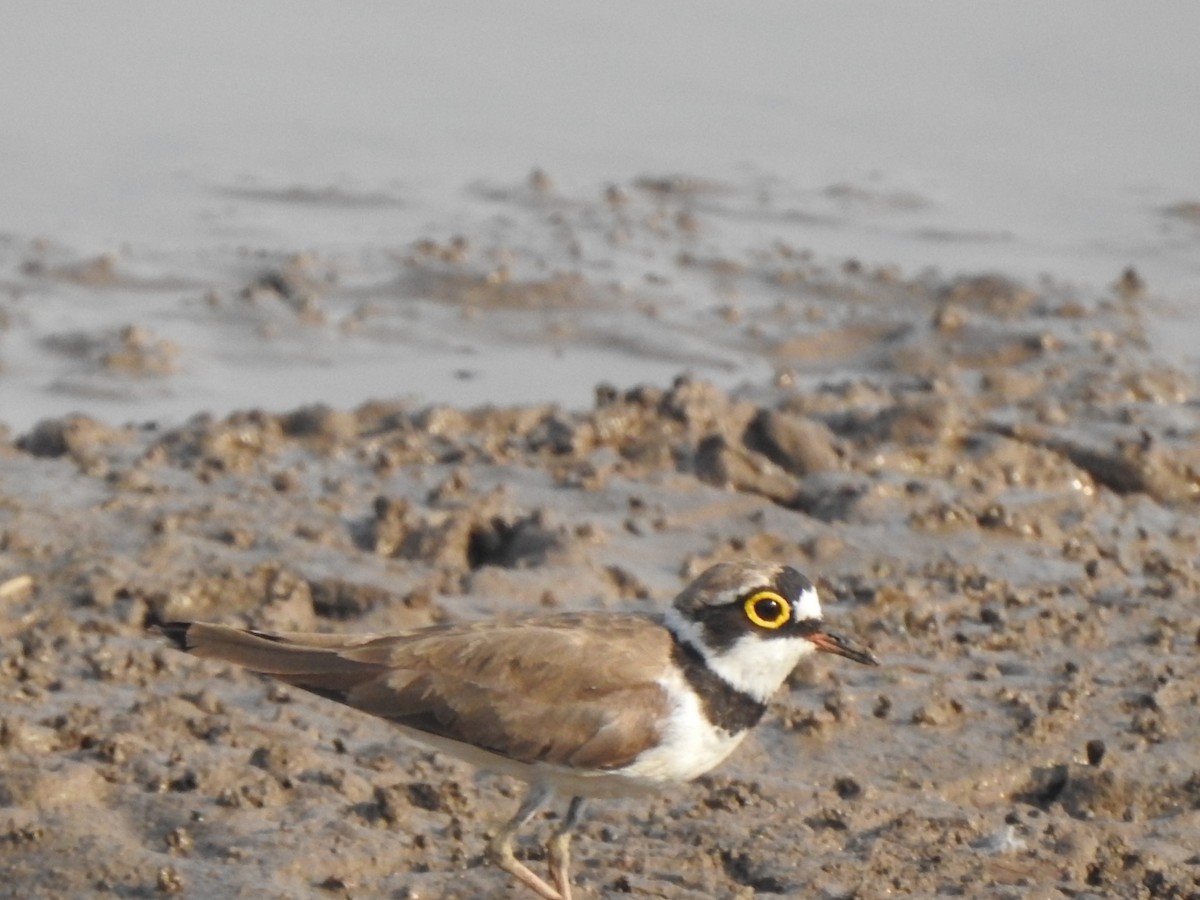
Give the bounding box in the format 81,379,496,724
160,622,390,698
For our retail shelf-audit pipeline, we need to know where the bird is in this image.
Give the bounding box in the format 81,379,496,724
161,560,878,899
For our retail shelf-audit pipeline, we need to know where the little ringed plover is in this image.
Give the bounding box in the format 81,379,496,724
161,560,878,898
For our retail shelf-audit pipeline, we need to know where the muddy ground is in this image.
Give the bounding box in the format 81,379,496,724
2,253,1199,898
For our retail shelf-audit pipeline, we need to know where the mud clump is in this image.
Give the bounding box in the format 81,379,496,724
16,415,131,467
743,408,842,477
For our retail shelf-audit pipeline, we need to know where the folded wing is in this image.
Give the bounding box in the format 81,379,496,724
162,614,672,770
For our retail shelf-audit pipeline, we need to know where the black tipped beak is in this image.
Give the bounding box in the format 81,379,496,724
808,628,879,666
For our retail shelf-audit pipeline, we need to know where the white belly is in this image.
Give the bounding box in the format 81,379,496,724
610,667,749,785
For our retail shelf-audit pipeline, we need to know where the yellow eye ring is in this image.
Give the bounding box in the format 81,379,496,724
743,590,791,629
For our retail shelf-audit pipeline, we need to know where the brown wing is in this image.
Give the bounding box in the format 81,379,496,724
162,614,673,770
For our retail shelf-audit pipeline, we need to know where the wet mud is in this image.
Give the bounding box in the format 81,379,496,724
2,244,1200,898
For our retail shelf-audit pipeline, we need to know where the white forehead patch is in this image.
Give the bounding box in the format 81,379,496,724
794,585,823,621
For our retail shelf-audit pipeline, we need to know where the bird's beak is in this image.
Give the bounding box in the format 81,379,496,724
808,628,879,666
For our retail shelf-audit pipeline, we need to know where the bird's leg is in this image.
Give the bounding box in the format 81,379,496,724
546,796,587,900
488,782,562,900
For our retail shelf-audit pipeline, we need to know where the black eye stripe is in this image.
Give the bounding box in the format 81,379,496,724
794,617,822,636
669,565,822,650
684,585,811,650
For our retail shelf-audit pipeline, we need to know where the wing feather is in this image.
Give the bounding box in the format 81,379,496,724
164,614,673,770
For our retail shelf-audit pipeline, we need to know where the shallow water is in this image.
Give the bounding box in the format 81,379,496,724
2,3,1198,431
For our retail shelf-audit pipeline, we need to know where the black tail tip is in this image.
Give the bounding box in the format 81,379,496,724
159,622,194,651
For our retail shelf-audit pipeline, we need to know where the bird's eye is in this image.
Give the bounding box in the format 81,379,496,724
743,590,791,629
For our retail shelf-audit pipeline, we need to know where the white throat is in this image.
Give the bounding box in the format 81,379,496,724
664,606,817,704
